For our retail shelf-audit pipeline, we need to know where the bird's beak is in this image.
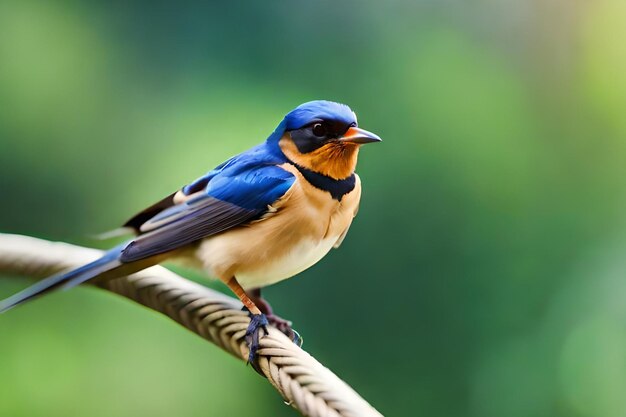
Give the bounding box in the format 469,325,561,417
338,127,382,144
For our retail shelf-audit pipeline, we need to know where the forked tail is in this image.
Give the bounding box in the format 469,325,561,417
0,245,126,313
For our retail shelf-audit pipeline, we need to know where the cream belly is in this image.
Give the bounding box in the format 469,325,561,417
195,226,342,290
212,234,339,289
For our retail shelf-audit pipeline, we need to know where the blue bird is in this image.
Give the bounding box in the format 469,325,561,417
0,100,381,366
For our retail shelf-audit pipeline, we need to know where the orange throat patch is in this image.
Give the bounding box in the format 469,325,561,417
279,133,360,180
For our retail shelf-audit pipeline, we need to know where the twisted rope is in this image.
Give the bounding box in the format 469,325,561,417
0,233,382,417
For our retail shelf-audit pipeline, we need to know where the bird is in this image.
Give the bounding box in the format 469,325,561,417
0,100,381,366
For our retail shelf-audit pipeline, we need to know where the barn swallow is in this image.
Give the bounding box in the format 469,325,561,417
0,100,381,367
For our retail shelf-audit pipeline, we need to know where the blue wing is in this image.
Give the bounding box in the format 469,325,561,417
123,143,284,232
0,146,293,313
120,157,294,262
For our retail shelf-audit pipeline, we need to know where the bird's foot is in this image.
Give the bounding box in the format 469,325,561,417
246,288,302,347
267,314,302,347
245,312,268,373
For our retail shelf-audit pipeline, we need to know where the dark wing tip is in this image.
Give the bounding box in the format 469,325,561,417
123,192,178,232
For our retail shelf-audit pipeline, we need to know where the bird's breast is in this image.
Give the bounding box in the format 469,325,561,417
195,165,361,289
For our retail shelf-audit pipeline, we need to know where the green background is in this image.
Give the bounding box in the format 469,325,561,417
1,1,626,416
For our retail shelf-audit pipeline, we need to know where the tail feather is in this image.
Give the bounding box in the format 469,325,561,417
0,246,125,314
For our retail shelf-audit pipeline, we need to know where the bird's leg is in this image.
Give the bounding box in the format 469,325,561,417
249,288,301,346
225,277,267,372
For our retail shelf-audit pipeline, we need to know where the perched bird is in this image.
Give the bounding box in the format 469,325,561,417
0,100,381,365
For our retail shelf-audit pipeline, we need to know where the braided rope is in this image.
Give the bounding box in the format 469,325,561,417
0,233,383,417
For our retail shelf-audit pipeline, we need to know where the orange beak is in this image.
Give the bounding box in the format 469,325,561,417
338,127,382,144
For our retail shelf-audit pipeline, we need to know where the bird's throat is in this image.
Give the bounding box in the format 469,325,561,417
279,134,359,180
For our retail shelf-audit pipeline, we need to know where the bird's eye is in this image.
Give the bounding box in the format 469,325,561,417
311,123,327,137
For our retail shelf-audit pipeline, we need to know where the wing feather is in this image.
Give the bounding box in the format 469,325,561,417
119,163,295,263
120,196,259,262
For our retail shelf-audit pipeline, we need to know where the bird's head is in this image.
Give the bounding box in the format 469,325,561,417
274,100,381,180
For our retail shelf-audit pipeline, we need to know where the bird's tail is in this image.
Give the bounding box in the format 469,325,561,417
0,244,131,313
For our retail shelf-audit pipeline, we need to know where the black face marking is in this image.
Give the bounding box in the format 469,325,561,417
291,163,356,201
289,119,355,154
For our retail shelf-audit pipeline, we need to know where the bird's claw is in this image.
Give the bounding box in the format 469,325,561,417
243,310,302,374
267,314,303,347
245,312,268,373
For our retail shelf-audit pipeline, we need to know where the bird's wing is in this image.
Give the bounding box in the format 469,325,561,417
122,192,180,233
119,164,295,263
122,151,248,233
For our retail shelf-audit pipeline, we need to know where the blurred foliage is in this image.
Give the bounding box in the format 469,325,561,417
1,0,626,416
